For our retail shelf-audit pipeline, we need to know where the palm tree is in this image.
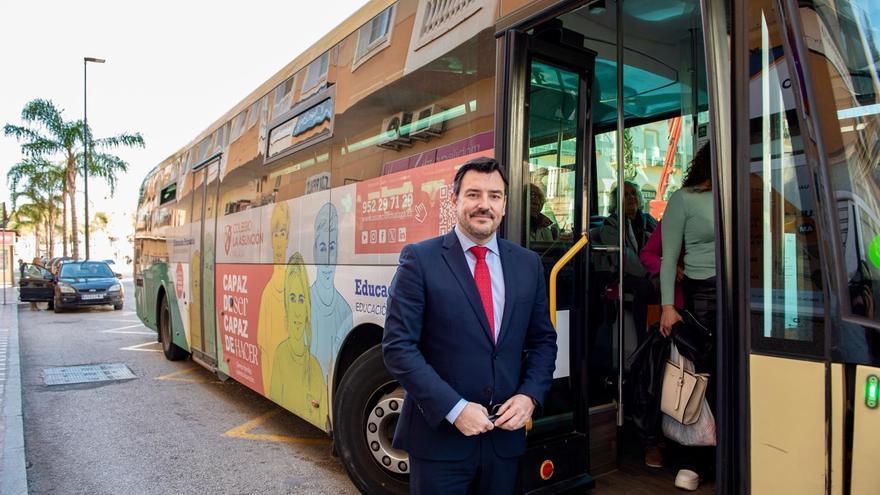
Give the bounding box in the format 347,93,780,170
7,157,64,257
4,99,144,258
9,204,45,259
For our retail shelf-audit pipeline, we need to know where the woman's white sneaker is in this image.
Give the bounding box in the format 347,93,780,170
675,469,700,491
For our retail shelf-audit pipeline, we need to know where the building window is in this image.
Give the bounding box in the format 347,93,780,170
272,76,295,119
246,99,261,129
301,52,330,98
230,110,247,142
214,123,229,151
353,5,395,69
197,137,212,163
159,183,177,205
267,91,334,161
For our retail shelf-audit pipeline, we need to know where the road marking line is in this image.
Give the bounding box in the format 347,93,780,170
120,341,162,352
155,367,216,383
84,318,141,323
222,409,328,445
101,324,150,334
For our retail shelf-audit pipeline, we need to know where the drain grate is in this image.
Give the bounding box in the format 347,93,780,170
43,363,137,386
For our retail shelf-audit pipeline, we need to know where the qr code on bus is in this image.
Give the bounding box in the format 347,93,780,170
438,185,456,235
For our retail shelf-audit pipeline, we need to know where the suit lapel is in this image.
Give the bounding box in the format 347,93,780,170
441,231,494,344
497,240,515,348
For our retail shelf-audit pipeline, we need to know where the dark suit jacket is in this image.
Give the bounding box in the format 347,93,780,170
382,230,557,461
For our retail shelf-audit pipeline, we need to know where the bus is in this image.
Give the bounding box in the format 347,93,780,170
134,0,880,493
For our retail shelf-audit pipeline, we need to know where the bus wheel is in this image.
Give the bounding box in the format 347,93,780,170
334,345,408,495
159,296,187,361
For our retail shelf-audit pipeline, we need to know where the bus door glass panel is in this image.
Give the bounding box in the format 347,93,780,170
747,0,825,356
526,59,580,301
201,161,220,359
189,166,206,352
794,0,880,362
525,58,583,420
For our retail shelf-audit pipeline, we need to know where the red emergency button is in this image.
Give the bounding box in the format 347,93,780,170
540,459,554,480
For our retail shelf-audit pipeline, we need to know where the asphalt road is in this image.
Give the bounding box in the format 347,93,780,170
18,279,358,495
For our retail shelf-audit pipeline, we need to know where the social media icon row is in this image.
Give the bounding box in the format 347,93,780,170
361,227,407,245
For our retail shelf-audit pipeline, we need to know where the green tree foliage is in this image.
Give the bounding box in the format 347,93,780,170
622,128,638,181
7,157,64,258
4,99,144,258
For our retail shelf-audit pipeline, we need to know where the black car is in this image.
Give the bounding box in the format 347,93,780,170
53,261,124,312
18,263,56,308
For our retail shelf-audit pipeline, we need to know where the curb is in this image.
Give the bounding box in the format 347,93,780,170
1,287,27,495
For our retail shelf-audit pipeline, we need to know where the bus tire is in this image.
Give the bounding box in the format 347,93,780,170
334,345,408,495
158,296,188,361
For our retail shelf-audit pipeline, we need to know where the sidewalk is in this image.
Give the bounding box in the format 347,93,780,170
0,285,27,495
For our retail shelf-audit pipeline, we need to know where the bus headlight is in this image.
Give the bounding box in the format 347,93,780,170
59,283,76,294
108,283,122,293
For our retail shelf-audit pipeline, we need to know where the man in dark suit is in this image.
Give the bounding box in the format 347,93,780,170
383,157,558,494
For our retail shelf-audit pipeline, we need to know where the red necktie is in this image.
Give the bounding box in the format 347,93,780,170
469,246,495,342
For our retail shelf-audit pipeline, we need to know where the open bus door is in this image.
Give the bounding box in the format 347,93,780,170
497,22,597,494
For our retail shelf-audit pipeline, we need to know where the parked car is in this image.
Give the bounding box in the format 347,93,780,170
48,257,76,276
18,263,56,309
54,261,124,312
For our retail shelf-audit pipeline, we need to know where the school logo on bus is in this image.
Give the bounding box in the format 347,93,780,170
224,220,264,255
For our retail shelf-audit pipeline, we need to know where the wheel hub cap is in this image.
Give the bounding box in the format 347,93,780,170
365,388,408,474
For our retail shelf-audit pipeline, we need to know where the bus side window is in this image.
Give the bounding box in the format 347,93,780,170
745,0,826,357
796,0,880,362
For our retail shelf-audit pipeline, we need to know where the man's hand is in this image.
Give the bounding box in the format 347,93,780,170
453,402,495,436
492,394,535,431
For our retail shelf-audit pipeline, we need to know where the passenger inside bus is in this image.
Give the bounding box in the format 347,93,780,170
593,181,657,339
657,144,716,489
528,185,560,242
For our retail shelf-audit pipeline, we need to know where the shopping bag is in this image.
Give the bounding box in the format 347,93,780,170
661,344,716,446
660,344,708,424
662,397,716,446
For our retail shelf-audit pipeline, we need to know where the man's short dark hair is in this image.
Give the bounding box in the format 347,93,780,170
452,157,508,197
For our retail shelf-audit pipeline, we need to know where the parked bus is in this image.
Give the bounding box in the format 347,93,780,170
135,0,880,492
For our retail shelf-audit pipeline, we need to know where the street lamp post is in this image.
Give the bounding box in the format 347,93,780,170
83,56,105,260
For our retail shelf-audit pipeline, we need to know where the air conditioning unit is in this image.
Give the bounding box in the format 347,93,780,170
377,112,413,150
409,104,444,140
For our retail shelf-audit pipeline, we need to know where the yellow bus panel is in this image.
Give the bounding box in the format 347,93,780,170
750,354,825,494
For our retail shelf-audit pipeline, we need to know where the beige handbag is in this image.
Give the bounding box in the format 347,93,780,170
661,348,709,425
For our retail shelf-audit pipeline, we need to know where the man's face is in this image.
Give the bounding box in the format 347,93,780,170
452,170,506,243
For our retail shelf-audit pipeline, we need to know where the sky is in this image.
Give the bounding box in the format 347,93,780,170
0,0,367,255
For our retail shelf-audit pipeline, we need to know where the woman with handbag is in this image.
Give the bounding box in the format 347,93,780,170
658,143,716,491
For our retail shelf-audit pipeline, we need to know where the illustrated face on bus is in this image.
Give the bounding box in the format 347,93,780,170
271,203,290,264
452,170,507,243
284,264,309,341
314,203,338,290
